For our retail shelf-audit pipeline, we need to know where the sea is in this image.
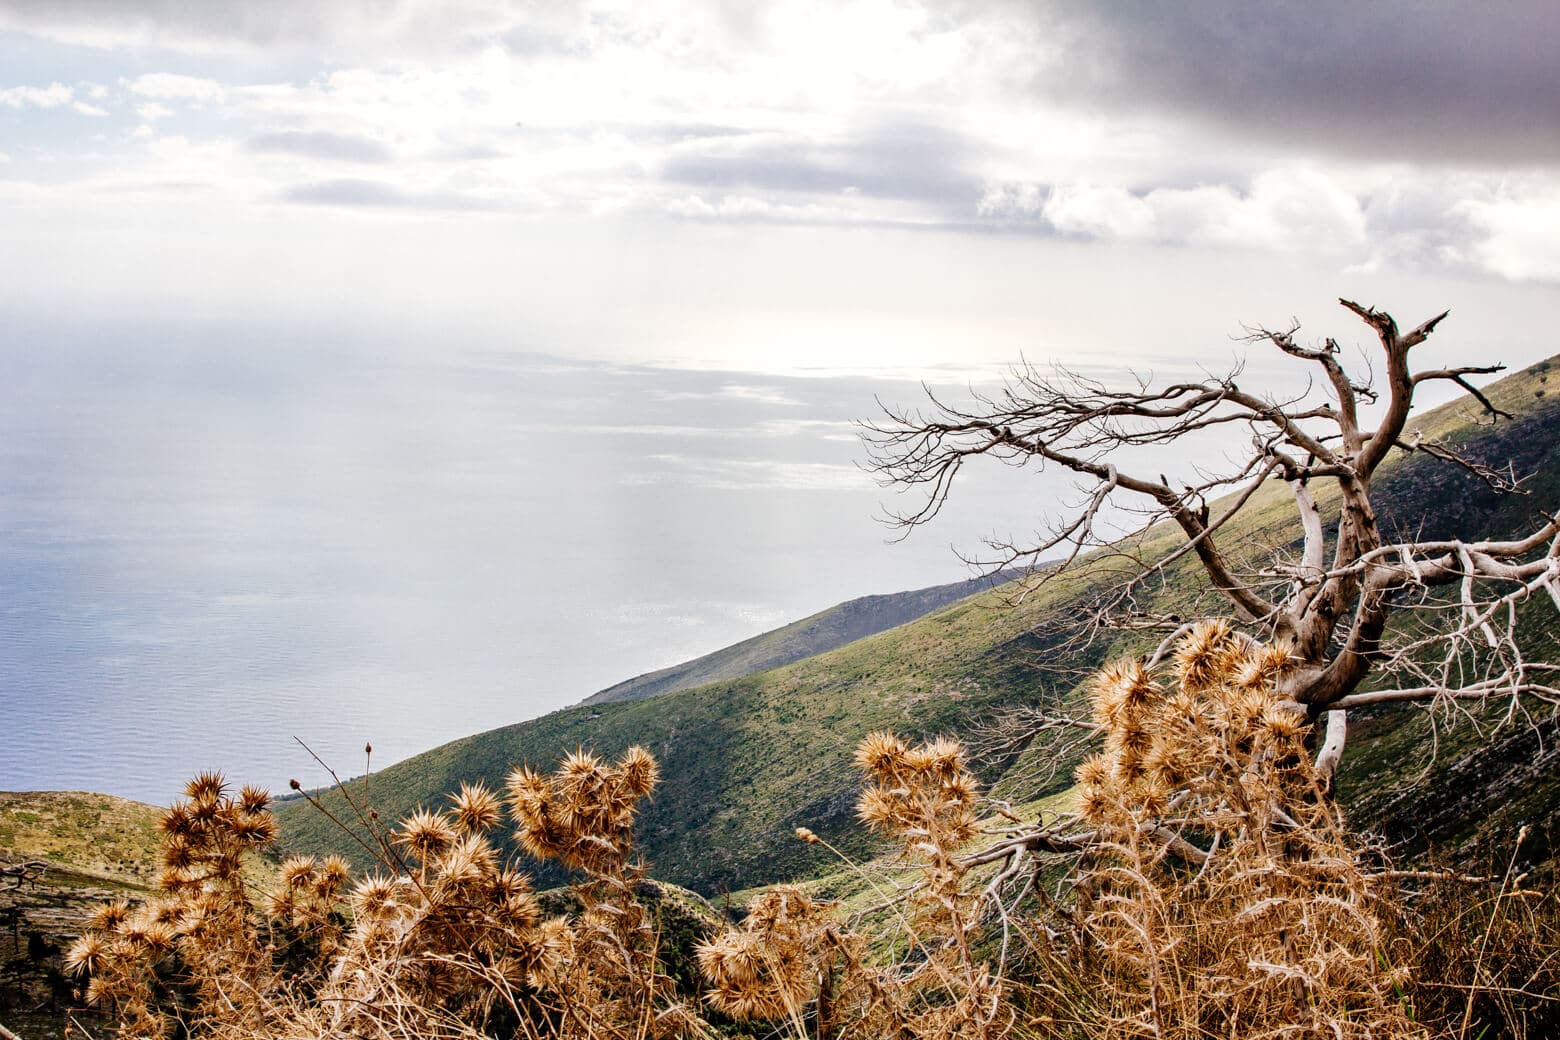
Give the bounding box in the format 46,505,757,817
1,315,1065,804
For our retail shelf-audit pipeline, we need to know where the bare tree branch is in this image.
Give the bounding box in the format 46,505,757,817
865,299,1559,799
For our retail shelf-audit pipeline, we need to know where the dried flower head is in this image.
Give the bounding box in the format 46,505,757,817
853,730,910,778
281,855,320,890
396,808,457,862
237,783,271,815
450,780,504,834
184,770,228,805
618,745,660,798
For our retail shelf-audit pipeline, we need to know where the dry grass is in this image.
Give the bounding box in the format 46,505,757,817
63,624,1559,1039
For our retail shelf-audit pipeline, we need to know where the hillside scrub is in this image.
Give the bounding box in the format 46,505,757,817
273,349,1560,910
62,625,1557,1040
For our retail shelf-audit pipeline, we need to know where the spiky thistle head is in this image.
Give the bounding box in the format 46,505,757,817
65,933,109,978
158,866,199,894
449,780,503,835
395,808,456,863
1172,619,1237,692
505,766,550,814
699,885,823,1021
854,733,981,856
433,834,499,891
907,735,966,779
1259,702,1308,744
1077,781,1119,827
1077,753,1112,789
229,810,278,847
315,854,352,897
149,902,186,927
162,836,195,872
1234,641,1294,691
351,874,401,920
855,785,910,834
267,889,296,920
237,783,271,815
159,802,196,838
853,731,910,781
558,747,606,784
1142,739,1188,789
940,769,978,807
697,930,814,1021
618,745,660,799
90,897,133,934
123,913,177,955
489,866,533,903
184,770,227,807
494,884,541,930
281,855,319,890
531,916,577,986
504,746,662,875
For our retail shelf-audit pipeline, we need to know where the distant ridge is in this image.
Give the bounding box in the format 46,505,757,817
582,570,1022,706
277,356,1560,895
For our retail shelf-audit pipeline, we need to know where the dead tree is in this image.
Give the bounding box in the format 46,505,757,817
863,300,1560,789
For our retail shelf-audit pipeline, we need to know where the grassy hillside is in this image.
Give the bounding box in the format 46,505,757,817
1,792,164,1028
0,791,164,887
277,356,1560,895
583,570,1020,705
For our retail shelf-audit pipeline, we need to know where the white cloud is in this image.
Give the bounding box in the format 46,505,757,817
0,82,72,108
0,0,1557,342
986,167,1368,256
1457,184,1560,282
72,101,108,117
654,383,805,406
128,73,225,102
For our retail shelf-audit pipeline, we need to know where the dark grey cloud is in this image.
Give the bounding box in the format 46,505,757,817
1021,0,1560,163
281,178,495,211
247,130,392,163
660,121,981,208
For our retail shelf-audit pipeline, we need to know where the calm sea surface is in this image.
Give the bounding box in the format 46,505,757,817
2,318,1055,803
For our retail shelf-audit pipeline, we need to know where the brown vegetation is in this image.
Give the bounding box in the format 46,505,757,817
59,624,1558,1040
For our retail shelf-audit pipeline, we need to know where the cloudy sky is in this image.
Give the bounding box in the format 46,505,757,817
3,0,1559,375
6,2,1560,796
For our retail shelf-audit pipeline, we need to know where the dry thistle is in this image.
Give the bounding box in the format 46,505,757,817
698,886,830,1022
1073,627,1423,1039
394,807,457,864
449,779,504,834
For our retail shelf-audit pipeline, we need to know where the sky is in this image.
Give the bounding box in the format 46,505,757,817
4,2,1560,796
2,0,1558,374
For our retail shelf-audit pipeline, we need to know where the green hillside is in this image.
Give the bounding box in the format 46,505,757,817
583,570,1020,705
276,356,1560,894
0,791,164,888
1,792,164,1027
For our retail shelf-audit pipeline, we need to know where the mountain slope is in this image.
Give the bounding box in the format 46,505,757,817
1,791,164,887
1,792,163,1024
276,357,1560,894
583,570,1021,705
